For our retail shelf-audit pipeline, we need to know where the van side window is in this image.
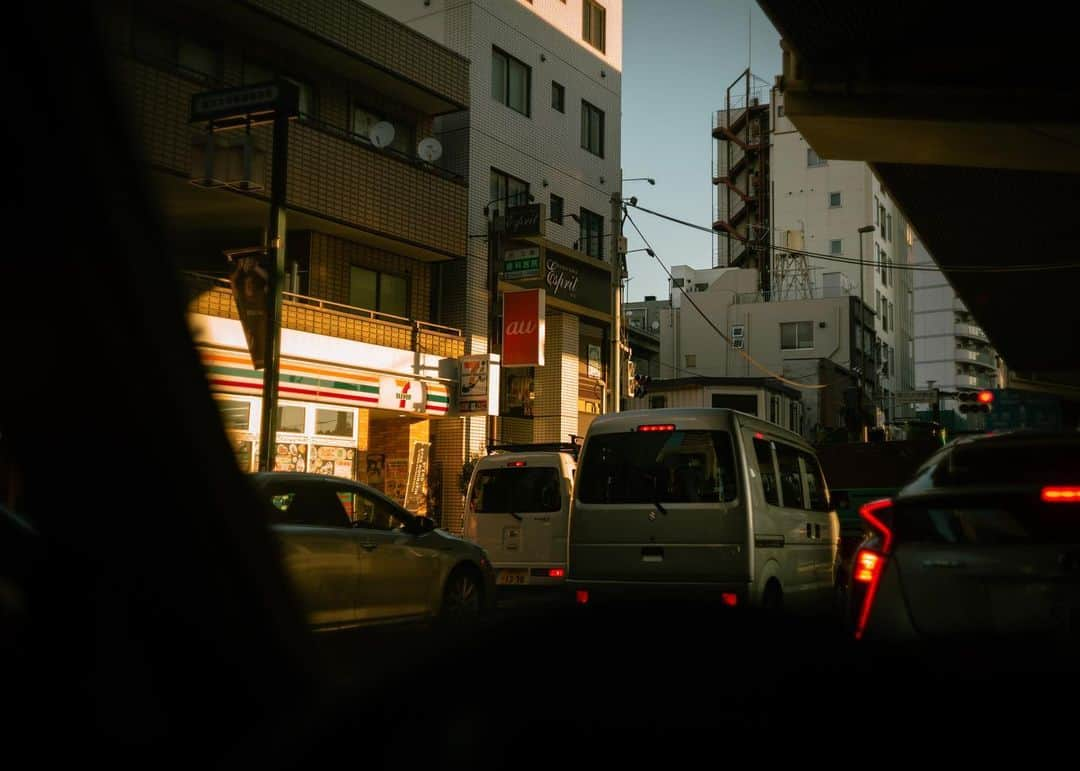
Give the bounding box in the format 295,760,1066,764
775,443,806,509
799,452,830,512
752,437,779,506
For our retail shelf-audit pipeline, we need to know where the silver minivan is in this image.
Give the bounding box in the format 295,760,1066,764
567,408,838,614
463,445,577,590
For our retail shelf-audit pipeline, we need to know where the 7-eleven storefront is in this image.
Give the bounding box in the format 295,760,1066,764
199,346,451,515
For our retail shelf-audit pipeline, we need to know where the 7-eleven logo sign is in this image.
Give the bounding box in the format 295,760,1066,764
379,377,425,413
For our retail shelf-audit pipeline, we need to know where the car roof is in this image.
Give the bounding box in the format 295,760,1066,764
477,451,574,467
584,407,810,447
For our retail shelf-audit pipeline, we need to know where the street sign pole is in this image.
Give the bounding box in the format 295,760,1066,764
257,98,290,472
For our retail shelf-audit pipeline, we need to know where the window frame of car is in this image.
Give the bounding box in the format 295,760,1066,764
330,480,417,533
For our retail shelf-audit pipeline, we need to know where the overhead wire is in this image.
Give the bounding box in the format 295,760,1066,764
623,211,828,391
625,201,1080,273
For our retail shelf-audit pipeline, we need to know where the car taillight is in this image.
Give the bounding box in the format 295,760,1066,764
1042,486,1080,503
853,498,894,641
507,460,527,467
575,590,589,605
548,568,565,578
721,592,738,607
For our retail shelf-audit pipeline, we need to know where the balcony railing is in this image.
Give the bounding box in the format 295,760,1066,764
954,322,988,341
185,272,465,358
956,348,997,369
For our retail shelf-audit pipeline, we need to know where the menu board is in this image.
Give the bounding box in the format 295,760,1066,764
274,442,308,472
384,458,409,505
311,445,356,479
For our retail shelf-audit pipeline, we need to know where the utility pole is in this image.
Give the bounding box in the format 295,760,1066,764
611,190,625,413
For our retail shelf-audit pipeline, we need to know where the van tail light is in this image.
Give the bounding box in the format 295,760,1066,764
507,460,527,467
575,590,589,605
853,498,894,641
721,592,738,607
1042,486,1080,503
637,424,675,432
548,568,565,578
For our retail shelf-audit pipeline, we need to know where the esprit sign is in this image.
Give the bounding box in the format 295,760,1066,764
502,289,546,368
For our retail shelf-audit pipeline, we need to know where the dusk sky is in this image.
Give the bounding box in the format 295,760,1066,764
621,0,781,301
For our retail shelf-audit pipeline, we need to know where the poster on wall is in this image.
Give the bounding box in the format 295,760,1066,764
385,458,409,505
274,442,308,472
312,445,356,479
587,344,602,379
459,354,500,415
363,453,385,490
403,441,431,515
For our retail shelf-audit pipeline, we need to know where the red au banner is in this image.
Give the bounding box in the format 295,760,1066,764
502,288,545,367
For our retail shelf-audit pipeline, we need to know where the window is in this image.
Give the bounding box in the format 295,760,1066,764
889,346,895,378
315,408,354,438
579,207,604,259
800,452,830,512
650,395,667,409
774,443,805,509
469,467,561,514
807,148,826,167
777,104,785,117
282,75,315,119
550,193,564,225
264,483,351,528
349,266,408,317
342,488,407,531
551,81,565,112
581,100,605,157
769,396,781,425
889,302,894,332
753,437,780,506
875,197,880,227
886,213,893,242
582,0,606,52
352,103,412,155
577,430,739,504
217,398,251,431
490,168,530,215
685,354,697,368
712,394,757,415
881,297,889,331
277,404,306,434
829,239,843,255
828,191,842,208
133,16,221,83
492,47,530,116
882,255,889,286
780,321,813,350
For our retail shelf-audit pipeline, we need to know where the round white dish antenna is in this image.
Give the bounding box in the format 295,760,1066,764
369,121,396,149
417,137,443,162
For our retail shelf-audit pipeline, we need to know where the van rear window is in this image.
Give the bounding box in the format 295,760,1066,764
470,467,561,513
577,430,738,504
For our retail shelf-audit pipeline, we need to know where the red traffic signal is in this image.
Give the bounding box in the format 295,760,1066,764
958,389,993,413
977,390,993,404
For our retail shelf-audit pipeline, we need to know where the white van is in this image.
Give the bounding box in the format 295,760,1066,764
567,408,838,614
463,444,577,590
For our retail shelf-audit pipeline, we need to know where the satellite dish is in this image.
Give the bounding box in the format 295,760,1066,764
651,320,660,332
417,137,443,163
369,121,396,149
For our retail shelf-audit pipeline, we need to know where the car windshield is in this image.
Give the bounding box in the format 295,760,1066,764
577,430,738,504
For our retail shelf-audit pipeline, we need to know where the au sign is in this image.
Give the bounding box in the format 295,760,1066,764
502,289,546,367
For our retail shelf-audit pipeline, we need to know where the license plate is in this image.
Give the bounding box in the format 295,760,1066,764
497,569,527,585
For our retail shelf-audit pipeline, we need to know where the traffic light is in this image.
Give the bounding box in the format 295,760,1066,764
958,390,993,414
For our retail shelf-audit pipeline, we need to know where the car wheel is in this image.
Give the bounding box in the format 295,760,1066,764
440,567,482,626
762,579,783,614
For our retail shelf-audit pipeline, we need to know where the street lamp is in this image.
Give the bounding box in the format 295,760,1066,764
623,177,655,185
857,224,876,441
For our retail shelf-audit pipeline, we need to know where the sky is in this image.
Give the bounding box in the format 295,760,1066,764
621,0,781,301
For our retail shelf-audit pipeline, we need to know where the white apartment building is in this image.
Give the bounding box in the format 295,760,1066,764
913,230,1003,419
369,0,622,530
770,88,915,419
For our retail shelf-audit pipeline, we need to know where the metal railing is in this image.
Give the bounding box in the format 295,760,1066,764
184,272,465,358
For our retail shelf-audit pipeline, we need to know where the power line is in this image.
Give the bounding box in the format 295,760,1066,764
625,201,1080,273
623,211,827,391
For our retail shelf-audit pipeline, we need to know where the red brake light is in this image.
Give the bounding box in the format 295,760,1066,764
854,551,881,583
721,592,738,607
1042,486,1080,503
977,390,994,404
859,498,894,553
638,424,675,432
548,568,565,578
507,460,527,467
754,432,765,440
575,590,589,605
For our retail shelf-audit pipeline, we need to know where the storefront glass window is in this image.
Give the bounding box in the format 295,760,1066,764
277,404,306,434
316,408,354,437
218,398,251,431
